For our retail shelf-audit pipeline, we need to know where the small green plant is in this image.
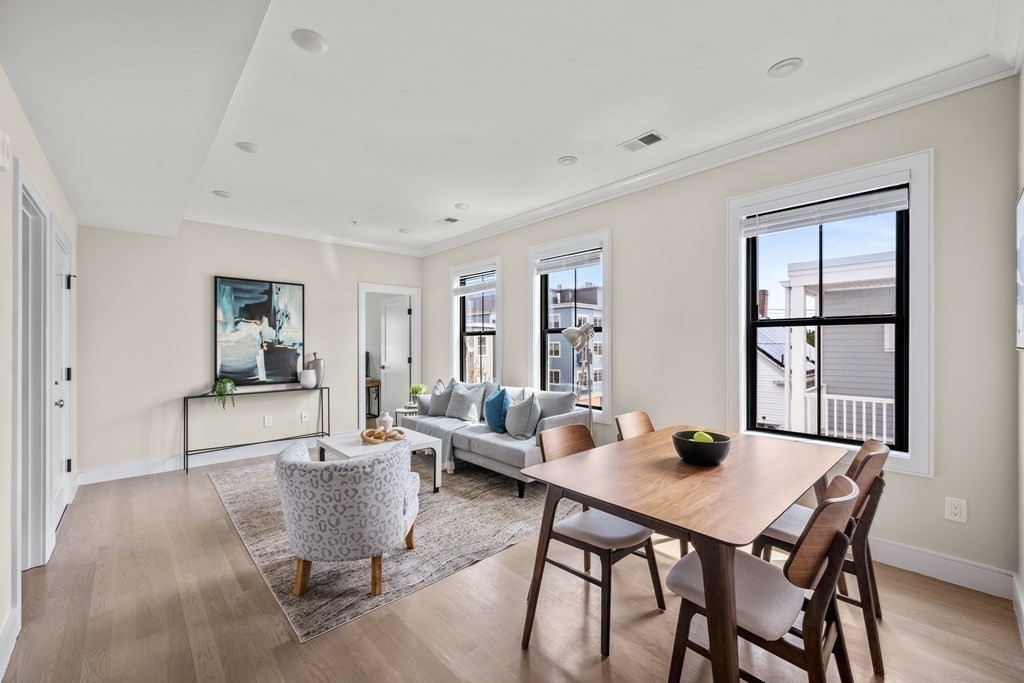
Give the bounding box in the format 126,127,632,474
211,378,236,409
409,384,428,397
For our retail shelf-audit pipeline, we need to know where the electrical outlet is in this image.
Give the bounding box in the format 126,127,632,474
264,415,273,428
944,496,967,523
300,411,310,423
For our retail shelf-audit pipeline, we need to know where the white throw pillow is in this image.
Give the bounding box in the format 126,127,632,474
505,393,542,440
446,383,486,422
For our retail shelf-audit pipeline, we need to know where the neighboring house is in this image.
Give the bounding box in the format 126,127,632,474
547,282,603,406
755,327,814,430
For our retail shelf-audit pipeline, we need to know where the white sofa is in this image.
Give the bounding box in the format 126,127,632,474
403,385,588,497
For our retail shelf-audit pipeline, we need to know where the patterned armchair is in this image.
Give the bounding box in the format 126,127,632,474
275,440,420,597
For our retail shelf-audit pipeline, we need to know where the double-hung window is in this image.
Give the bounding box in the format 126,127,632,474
452,258,500,383
744,186,909,451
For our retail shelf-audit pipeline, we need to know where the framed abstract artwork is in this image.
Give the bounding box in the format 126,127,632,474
215,276,305,385
1018,191,1024,349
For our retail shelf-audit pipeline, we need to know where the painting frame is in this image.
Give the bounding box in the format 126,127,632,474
1017,190,1024,350
215,275,306,385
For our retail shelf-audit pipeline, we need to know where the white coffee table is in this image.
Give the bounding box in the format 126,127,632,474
316,429,443,492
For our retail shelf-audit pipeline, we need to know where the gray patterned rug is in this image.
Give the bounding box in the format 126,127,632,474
209,454,577,642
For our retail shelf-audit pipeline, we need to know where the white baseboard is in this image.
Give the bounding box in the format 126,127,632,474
0,606,22,679
869,536,1015,599
1013,574,1024,649
75,435,328,486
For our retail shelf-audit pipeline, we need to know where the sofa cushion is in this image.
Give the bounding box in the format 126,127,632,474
456,426,542,469
506,393,541,440
446,383,486,422
484,386,511,433
428,378,456,416
535,390,578,420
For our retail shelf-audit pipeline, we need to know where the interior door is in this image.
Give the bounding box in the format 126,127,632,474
48,229,72,552
380,296,411,417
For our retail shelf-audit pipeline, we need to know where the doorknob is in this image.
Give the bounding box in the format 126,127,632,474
54,399,65,408
380,365,386,369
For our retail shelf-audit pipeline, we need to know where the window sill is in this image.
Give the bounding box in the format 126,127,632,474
739,429,930,478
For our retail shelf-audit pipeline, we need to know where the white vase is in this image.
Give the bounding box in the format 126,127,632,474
307,352,326,388
376,411,394,432
299,369,316,389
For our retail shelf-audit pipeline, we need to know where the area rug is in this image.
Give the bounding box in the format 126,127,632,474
209,455,578,642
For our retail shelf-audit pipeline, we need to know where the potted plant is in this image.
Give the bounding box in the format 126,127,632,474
211,378,236,409
408,384,427,407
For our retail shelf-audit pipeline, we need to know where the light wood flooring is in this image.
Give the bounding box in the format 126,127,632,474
5,454,1024,682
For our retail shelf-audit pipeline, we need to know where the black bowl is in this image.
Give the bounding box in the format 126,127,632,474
672,430,732,466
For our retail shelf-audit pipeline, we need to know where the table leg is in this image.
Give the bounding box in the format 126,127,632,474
428,447,440,492
522,484,563,650
689,534,738,683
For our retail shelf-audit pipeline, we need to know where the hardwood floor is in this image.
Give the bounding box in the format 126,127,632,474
6,454,1024,682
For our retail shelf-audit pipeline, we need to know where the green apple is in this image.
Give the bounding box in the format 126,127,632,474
693,431,714,443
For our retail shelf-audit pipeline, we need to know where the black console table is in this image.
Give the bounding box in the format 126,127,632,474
182,386,330,473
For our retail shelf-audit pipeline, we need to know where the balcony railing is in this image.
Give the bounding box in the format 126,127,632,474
805,385,894,444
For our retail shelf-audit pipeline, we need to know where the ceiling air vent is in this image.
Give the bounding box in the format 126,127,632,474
435,216,459,225
618,130,665,152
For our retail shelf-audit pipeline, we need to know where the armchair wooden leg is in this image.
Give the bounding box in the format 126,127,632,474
405,524,415,549
292,558,312,597
371,555,383,596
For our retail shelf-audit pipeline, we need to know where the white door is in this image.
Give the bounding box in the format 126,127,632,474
48,229,72,554
380,296,411,417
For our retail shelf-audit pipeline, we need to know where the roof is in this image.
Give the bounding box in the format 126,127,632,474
757,327,815,374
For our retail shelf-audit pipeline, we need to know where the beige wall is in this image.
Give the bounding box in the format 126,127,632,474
77,221,421,471
1018,73,1024,585
423,78,1020,571
0,65,78,640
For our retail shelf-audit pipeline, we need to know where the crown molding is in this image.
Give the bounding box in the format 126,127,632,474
991,0,1024,71
419,55,1014,257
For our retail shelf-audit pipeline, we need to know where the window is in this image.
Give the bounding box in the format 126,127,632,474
548,369,561,385
593,342,603,357
532,232,610,419
452,258,501,383
593,368,603,383
729,152,933,476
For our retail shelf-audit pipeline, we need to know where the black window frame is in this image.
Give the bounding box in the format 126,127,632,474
539,261,603,407
458,271,497,383
744,186,909,451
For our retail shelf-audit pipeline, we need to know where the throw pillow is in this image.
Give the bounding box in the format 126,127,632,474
446,383,486,422
428,378,455,417
535,390,578,420
505,393,541,440
484,386,511,433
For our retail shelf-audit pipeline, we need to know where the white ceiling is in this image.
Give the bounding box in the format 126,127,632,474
2,1,1023,253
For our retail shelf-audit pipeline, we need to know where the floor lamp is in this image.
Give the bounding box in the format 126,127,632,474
562,322,595,433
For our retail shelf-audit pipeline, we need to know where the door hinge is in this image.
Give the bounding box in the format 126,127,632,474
407,356,412,364
65,458,72,473
407,308,412,315
66,274,77,290
66,367,72,381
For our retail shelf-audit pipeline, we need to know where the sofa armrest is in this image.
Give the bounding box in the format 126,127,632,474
417,395,431,415
535,408,589,445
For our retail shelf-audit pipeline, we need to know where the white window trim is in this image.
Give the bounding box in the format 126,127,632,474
725,150,933,477
528,229,612,424
450,256,502,383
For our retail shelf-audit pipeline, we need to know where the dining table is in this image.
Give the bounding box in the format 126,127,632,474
520,425,847,682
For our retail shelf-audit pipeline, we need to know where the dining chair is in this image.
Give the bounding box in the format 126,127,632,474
614,410,689,558
752,439,890,675
523,423,666,657
667,475,860,683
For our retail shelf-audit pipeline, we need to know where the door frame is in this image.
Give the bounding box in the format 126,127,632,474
357,283,421,428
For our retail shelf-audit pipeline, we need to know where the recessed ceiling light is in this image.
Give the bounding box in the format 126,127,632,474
454,203,470,210
235,141,260,153
557,156,578,166
291,29,329,55
212,190,232,198
767,57,803,79
399,228,412,234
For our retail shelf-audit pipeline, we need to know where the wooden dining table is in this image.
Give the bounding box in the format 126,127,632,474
520,425,846,682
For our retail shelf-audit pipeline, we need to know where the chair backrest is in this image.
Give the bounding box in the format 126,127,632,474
844,440,890,519
784,475,859,590
275,440,411,562
538,424,595,462
615,410,655,441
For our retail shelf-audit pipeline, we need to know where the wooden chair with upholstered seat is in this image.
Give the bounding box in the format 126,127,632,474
752,439,890,676
667,475,860,683
615,410,689,557
522,424,666,657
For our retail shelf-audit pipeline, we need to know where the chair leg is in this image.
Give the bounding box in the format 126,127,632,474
292,558,312,597
831,596,855,683
854,547,885,676
867,545,883,619
599,550,613,658
679,537,688,557
837,572,849,596
751,537,765,558
668,600,697,683
761,543,773,562
371,555,383,596
643,539,666,610
405,523,415,550
517,480,526,498
584,550,591,573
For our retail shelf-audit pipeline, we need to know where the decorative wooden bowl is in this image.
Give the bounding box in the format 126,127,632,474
360,427,406,445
